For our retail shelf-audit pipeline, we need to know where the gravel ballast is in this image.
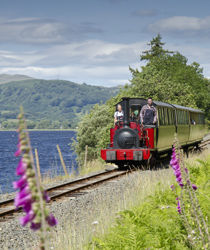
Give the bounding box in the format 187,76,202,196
0,168,172,250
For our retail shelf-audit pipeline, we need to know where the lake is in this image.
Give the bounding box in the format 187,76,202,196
0,131,77,193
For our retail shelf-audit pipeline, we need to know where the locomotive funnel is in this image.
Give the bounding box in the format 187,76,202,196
122,97,130,127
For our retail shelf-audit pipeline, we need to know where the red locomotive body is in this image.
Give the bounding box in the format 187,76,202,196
101,122,152,161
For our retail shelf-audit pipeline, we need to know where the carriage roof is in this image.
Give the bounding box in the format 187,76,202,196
117,98,204,114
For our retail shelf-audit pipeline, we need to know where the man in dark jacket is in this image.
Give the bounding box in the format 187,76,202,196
140,98,157,125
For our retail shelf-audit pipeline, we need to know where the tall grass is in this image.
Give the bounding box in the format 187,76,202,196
41,159,110,187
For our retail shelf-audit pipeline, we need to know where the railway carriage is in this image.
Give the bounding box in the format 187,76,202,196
101,97,206,168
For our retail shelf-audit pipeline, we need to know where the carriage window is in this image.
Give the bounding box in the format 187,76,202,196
172,110,175,125
164,108,168,125
168,109,174,125
186,111,189,124
177,110,181,124
190,112,199,124
158,108,164,125
170,110,174,125
198,113,205,124
168,109,171,124
177,110,186,124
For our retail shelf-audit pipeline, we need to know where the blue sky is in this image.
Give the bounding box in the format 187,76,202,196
0,0,210,86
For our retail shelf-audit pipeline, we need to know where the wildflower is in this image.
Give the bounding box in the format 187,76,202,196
13,107,57,241
170,146,184,188
192,184,197,190
177,200,181,214
170,184,175,190
46,214,57,226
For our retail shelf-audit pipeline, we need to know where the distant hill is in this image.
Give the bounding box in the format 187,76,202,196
0,74,34,84
0,78,119,128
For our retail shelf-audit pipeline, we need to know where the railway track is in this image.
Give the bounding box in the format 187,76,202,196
200,138,210,149
0,168,130,219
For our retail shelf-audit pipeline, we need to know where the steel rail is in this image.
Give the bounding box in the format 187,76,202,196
0,168,130,218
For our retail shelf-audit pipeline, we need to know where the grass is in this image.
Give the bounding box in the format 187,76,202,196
41,159,112,187
88,148,210,249
46,148,210,250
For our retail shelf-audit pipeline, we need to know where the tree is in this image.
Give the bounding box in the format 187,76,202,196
140,34,173,62
129,51,210,111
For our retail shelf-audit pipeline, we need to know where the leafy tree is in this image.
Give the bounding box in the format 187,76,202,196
140,34,173,61
130,51,210,111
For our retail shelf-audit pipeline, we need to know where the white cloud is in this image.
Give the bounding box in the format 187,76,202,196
0,18,103,44
0,39,209,86
0,18,66,44
149,16,210,32
0,40,146,86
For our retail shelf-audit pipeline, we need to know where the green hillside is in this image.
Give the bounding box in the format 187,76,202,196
0,74,33,84
0,79,119,129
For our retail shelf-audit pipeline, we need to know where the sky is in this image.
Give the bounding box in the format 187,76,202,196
0,0,210,86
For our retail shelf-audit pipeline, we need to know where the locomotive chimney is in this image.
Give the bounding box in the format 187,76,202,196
122,97,130,127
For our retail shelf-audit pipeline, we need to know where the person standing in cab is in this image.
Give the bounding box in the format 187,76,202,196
140,97,157,125
114,104,124,124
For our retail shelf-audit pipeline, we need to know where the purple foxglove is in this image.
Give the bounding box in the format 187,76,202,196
43,191,50,203
15,193,32,208
46,214,58,226
177,200,181,214
15,148,21,157
30,222,41,230
192,184,197,190
16,159,27,175
20,210,35,226
13,174,27,189
17,185,30,199
176,176,182,183
14,106,57,248
22,202,32,213
175,170,181,178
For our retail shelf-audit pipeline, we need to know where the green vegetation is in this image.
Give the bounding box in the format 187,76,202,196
75,35,210,164
89,150,210,249
0,79,119,129
0,74,33,84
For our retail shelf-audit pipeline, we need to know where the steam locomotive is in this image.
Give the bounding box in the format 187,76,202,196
101,97,206,168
